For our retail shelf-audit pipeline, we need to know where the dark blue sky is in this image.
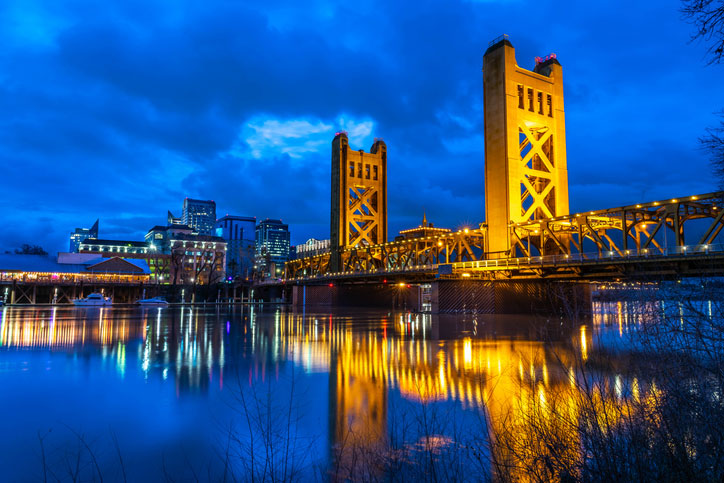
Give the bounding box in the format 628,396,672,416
1,0,722,253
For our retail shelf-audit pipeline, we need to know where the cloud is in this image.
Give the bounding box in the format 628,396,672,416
239,114,375,160
243,118,333,159
0,0,723,251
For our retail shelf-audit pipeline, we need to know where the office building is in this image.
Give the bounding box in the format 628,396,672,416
215,215,256,279
255,219,290,278
145,224,226,284
69,219,99,253
146,224,194,252
182,198,216,235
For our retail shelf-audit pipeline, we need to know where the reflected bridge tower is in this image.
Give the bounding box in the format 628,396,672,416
330,132,388,271
483,36,569,255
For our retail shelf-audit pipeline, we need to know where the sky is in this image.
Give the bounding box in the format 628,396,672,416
1,0,723,253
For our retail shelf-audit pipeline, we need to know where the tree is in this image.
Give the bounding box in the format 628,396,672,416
682,1,724,185
703,113,724,188
682,0,724,64
15,244,47,255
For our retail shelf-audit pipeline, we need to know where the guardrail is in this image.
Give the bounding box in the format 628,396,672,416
451,243,724,272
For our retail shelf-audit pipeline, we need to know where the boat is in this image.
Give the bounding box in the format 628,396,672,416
136,296,169,306
73,293,112,306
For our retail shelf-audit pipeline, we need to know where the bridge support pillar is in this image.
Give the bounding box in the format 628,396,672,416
431,280,591,315
292,284,421,310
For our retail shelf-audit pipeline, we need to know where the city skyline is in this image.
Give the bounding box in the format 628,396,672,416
2,0,723,254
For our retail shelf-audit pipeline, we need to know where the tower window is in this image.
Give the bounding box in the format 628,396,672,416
373,165,378,181
537,92,544,114
528,89,534,111
547,95,553,117
365,164,370,179
349,162,355,177
517,85,524,109
357,163,363,178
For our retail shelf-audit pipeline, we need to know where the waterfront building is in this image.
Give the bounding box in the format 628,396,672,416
255,219,290,278
294,238,331,259
0,253,150,303
396,213,451,240
75,239,169,283
69,219,99,252
215,215,256,279
182,198,216,235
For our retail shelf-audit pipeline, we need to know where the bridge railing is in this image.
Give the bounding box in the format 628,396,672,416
451,243,724,272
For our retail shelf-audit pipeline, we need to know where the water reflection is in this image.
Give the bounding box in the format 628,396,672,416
0,302,660,478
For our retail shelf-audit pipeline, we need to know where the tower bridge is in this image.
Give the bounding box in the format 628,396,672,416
277,35,724,311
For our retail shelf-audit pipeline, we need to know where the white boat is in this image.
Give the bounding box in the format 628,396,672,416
136,296,169,306
73,293,112,306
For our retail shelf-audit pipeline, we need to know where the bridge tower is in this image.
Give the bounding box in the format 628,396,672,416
483,36,569,255
330,132,388,271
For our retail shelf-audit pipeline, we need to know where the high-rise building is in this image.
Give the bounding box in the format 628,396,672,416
182,198,216,235
255,219,290,278
215,215,256,279
69,219,99,253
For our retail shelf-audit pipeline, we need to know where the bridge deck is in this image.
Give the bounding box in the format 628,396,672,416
277,243,724,285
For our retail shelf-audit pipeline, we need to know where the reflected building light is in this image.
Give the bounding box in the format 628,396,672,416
463,338,472,368
568,366,576,387
537,383,546,407
117,341,126,378
632,377,640,402
615,374,623,399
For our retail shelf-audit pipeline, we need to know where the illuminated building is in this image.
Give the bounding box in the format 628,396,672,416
330,132,387,271
255,219,290,277
396,212,451,240
73,242,168,283
167,210,183,225
215,215,256,279
69,219,99,252
144,224,225,284
182,198,216,235
255,219,290,278
145,224,194,251
294,238,330,259
79,238,149,254
0,253,151,302
167,234,226,285
483,35,569,254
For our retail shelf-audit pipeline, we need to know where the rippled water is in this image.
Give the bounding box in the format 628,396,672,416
0,303,642,481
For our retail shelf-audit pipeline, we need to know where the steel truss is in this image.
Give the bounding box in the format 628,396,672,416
286,230,486,278
509,192,724,259
286,192,724,282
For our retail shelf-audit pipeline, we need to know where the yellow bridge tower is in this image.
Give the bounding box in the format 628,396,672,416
330,132,388,271
483,35,569,255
